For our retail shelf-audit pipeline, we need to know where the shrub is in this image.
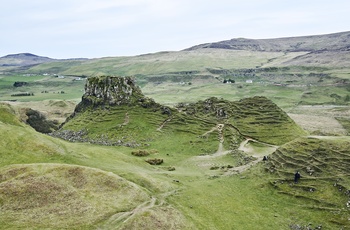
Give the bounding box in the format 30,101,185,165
210,166,220,170
25,108,58,133
131,150,150,157
145,158,163,165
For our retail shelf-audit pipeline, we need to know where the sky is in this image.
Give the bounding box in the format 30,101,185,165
1,0,349,59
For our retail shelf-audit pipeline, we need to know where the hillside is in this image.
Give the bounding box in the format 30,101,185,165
1,76,350,229
0,53,53,67
1,31,350,229
185,31,350,52
0,102,194,229
265,136,350,226
52,76,305,148
1,31,349,77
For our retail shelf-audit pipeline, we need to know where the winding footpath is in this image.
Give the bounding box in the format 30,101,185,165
194,124,278,174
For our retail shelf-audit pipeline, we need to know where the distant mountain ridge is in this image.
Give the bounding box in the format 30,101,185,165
0,53,53,67
2,31,350,62
0,53,88,68
1,31,350,74
185,31,350,52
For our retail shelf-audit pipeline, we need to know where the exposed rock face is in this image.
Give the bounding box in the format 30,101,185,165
63,75,160,124
75,76,144,112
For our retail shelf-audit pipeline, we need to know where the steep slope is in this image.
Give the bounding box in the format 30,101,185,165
179,96,306,145
265,136,350,226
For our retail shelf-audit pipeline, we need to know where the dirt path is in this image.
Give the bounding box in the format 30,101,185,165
224,138,278,175
157,117,172,131
238,138,278,155
199,124,227,157
122,112,129,125
192,133,278,175
101,189,178,228
224,156,264,176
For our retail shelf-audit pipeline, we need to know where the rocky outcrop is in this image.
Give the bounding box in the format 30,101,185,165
53,76,171,146
74,76,144,112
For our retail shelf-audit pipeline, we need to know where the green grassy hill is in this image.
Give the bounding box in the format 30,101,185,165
54,76,305,149
1,31,350,229
266,136,350,227
1,100,349,229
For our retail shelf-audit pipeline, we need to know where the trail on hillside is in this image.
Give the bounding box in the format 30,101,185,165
192,124,279,174
225,138,278,175
122,112,129,125
225,156,264,175
238,138,278,155
157,117,172,131
100,189,178,229
199,124,227,157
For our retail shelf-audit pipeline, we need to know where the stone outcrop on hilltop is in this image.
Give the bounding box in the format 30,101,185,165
52,76,171,145
53,75,305,147
71,76,163,115
74,76,144,112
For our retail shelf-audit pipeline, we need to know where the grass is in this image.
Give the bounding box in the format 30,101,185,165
0,163,150,229
266,136,350,224
0,52,350,229
0,74,85,102
28,50,285,76
0,102,350,229
168,166,345,229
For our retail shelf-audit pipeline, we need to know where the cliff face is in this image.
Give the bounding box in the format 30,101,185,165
74,76,146,112
61,76,161,130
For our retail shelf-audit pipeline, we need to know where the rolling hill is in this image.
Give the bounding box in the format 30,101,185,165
1,31,350,229
185,31,350,52
1,31,349,76
0,53,53,67
52,76,306,147
1,76,350,229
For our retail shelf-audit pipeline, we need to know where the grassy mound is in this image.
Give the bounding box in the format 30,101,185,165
229,96,307,145
0,164,149,229
265,136,350,225
178,96,307,145
0,103,23,126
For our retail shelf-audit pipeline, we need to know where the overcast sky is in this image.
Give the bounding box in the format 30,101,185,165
1,0,349,59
